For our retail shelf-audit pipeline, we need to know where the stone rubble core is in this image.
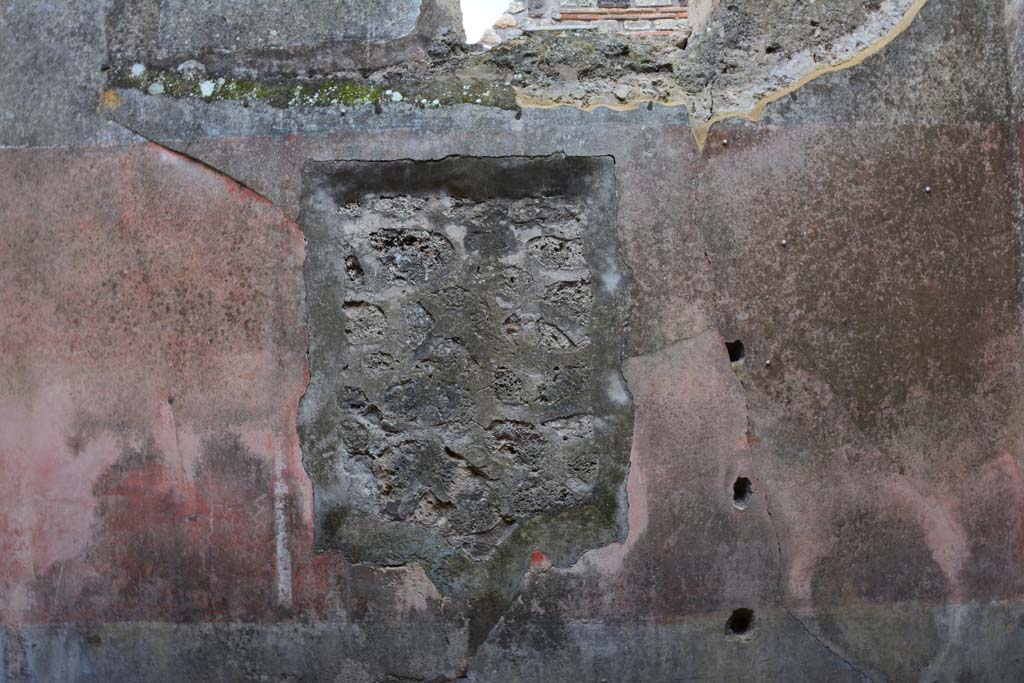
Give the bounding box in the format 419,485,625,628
298,155,633,599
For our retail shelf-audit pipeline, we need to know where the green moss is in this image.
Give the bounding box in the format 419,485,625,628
472,501,620,599
321,505,350,544
297,404,342,485
110,65,515,110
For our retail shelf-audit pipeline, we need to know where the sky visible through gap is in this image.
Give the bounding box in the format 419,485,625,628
461,0,510,42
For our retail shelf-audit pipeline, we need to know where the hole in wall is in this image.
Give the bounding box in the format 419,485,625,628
725,339,745,364
726,608,755,637
732,477,752,510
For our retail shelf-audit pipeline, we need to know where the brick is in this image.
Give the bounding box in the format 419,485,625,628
525,22,597,30
653,18,687,29
623,19,653,29
560,9,686,20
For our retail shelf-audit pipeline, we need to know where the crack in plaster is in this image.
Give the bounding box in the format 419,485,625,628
453,336,667,680
763,492,786,597
717,314,875,682
784,608,879,683
78,123,312,625
169,401,186,481
106,119,279,206
734,346,870,680
766,495,878,682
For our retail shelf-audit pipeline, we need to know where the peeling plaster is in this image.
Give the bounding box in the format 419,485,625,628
516,0,931,148
690,0,931,147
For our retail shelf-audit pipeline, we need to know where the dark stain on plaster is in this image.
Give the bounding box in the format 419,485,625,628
811,506,949,606
32,435,297,622
958,476,1024,600
481,575,571,654
696,123,1020,454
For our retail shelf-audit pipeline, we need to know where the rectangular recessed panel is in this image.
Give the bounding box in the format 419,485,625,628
298,155,633,597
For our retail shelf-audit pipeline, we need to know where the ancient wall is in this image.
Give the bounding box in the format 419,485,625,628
3,0,1024,680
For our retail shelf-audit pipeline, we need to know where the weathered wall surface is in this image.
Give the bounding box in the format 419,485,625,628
3,0,1024,681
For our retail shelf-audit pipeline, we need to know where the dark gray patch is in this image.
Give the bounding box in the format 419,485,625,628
158,0,421,54
298,155,633,598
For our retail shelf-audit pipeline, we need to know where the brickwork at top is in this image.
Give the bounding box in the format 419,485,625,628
482,0,689,45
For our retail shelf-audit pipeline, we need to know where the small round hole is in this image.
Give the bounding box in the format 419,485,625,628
727,608,755,636
725,340,745,364
732,477,752,510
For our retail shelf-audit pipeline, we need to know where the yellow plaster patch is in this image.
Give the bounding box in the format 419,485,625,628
99,89,122,112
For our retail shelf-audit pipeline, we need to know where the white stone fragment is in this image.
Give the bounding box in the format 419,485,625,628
176,59,206,75
607,373,631,405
